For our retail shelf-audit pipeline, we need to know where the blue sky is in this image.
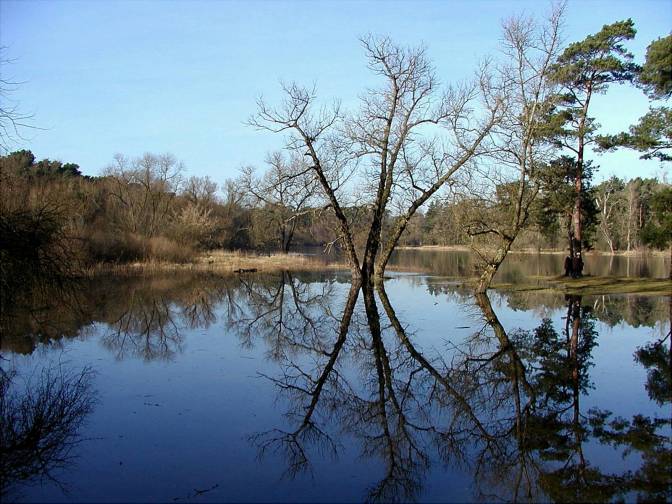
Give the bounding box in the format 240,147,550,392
1,0,670,184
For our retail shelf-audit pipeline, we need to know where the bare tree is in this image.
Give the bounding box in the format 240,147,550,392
181,175,218,207
465,3,565,292
595,176,625,253
250,36,500,285
0,48,34,153
104,153,183,238
238,151,317,252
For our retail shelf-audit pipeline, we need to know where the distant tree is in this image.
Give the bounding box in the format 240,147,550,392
0,149,81,179
548,19,639,275
0,149,35,174
594,176,625,253
619,177,658,252
103,152,183,238
238,152,317,253
640,187,672,279
181,175,218,206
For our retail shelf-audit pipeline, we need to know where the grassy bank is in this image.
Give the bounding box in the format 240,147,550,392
84,250,347,276
491,275,672,296
397,245,669,257
82,250,670,296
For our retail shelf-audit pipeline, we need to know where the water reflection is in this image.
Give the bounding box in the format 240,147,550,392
239,279,671,502
390,249,670,280
0,364,97,499
635,318,671,407
1,273,670,502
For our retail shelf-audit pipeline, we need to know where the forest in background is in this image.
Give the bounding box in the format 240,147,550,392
0,148,668,261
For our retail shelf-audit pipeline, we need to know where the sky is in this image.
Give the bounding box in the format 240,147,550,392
1,0,670,186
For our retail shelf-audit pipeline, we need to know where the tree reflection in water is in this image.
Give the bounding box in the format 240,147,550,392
1,273,669,501
0,363,97,499
634,297,672,407
240,277,671,503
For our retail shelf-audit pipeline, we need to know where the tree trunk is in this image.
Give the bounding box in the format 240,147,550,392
571,168,583,276
475,240,512,293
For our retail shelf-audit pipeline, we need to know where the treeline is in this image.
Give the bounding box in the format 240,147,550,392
0,147,668,283
0,149,335,285
1,150,240,268
408,175,671,253
0,147,428,273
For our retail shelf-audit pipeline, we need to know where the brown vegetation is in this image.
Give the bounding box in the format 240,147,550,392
84,250,346,275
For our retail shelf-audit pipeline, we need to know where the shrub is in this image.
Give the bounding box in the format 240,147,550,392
146,236,193,263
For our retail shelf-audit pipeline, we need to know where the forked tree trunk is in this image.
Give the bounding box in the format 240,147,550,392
475,240,513,294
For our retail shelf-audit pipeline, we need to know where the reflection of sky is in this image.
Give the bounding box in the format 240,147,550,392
5,274,669,502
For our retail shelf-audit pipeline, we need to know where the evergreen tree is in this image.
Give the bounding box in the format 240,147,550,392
548,20,639,275
598,35,672,162
640,188,672,279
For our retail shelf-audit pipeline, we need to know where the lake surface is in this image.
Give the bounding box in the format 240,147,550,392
2,252,671,502
389,248,671,280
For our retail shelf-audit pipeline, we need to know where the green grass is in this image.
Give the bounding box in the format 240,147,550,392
491,275,672,296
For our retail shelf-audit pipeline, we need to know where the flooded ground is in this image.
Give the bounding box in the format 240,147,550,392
1,252,670,502
389,248,671,280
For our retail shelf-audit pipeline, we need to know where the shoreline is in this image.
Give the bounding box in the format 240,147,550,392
81,250,671,296
83,250,348,276
395,245,669,257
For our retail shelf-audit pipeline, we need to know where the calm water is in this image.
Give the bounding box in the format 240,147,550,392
388,249,671,280
2,252,671,503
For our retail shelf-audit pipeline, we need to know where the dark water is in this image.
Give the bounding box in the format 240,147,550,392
2,254,671,503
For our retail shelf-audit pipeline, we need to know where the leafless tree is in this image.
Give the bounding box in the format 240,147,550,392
103,153,184,238
465,3,565,292
238,151,318,252
0,48,35,154
595,176,625,254
250,35,501,285
181,175,218,207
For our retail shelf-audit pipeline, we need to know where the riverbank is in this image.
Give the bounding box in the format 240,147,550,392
396,245,669,257
491,275,672,296
84,250,347,276
83,250,671,296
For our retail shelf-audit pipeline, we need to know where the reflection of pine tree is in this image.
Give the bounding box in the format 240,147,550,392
590,410,672,502
518,295,672,502
634,296,672,408
523,296,606,501
529,296,597,407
